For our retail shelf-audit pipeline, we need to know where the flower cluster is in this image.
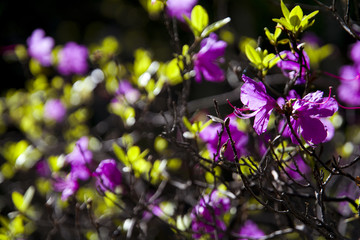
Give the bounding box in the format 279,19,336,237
194,33,227,83
44,99,66,122
237,220,265,240
26,28,88,76
199,115,248,161
191,190,230,239
53,137,122,200
166,0,197,22
277,50,310,85
337,41,360,106
57,42,89,76
233,75,338,145
27,28,54,66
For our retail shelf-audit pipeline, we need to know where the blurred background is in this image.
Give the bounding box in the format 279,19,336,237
0,0,357,91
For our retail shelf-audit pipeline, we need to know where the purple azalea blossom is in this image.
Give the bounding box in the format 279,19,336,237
57,42,88,76
238,220,265,240
194,33,227,83
277,50,310,85
258,134,271,156
277,90,335,144
35,159,51,177
27,28,54,66
286,91,338,145
166,0,197,22
44,99,66,122
349,41,360,64
199,115,248,161
337,185,359,216
94,159,122,192
302,32,323,46
286,156,311,181
66,137,93,181
191,190,230,239
70,164,91,181
337,65,360,106
115,80,140,104
236,75,278,135
53,176,79,201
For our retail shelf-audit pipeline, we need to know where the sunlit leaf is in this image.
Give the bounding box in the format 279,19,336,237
245,44,261,66
190,5,209,36
201,17,231,38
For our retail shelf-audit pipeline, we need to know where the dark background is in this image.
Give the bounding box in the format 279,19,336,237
0,0,356,91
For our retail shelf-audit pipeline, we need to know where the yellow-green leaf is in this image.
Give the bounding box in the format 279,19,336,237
127,146,141,163
201,17,231,38
182,116,193,132
289,6,303,27
12,192,24,212
113,143,127,163
190,5,209,36
245,44,261,66
22,186,35,211
280,0,290,21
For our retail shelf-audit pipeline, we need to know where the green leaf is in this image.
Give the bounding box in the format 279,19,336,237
269,54,285,69
127,146,141,163
23,186,35,211
201,17,231,38
182,116,193,132
277,39,290,45
11,216,25,235
264,27,273,41
191,5,209,36
245,44,261,66
280,0,290,21
164,58,183,85
289,5,303,27
300,11,318,30
200,119,212,131
12,192,24,212
272,18,292,31
263,53,276,67
274,27,282,39
113,143,127,163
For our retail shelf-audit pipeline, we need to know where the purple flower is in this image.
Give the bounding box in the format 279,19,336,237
115,80,140,104
277,50,310,85
238,220,265,240
53,176,79,201
66,137,92,181
94,159,122,192
27,28,54,66
235,75,278,135
66,137,92,166
199,115,248,161
191,190,230,239
194,33,227,83
286,91,338,144
35,159,51,177
166,0,197,22
57,42,88,76
286,156,311,181
302,32,323,46
337,65,360,106
337,185,359,216
44,99,66,122
70,164,91,181
350,41,360,64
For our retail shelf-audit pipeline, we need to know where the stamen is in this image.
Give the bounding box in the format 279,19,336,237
226,99,250,113
323,71,360,82
335,98,360,110
298,87,333,105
